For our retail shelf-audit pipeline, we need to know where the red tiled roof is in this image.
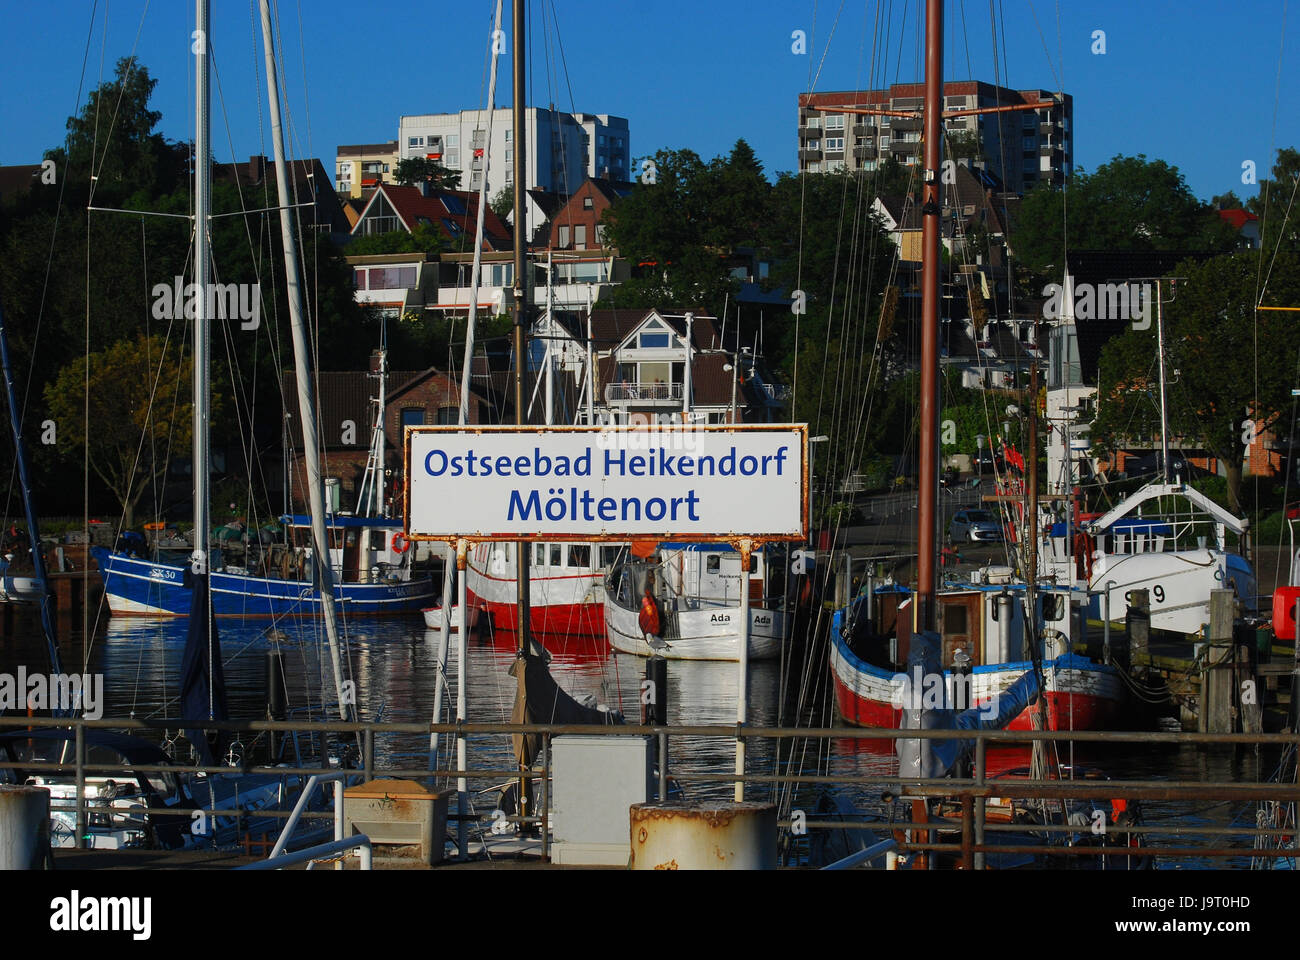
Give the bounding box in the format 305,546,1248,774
359,184,512,251
1218,209,1259,230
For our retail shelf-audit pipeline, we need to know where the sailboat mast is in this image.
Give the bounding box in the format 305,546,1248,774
192,0,211,576
0,302,62,680
258,0,350,721
917,0,943,634
1155,281,1171,482
512,0,531,653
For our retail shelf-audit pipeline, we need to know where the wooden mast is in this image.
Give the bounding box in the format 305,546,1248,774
511,0,531,657
917,0,943,635
511,0,532,822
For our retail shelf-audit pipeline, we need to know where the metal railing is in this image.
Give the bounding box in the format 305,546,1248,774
2,715,1297,868
604,382,684,402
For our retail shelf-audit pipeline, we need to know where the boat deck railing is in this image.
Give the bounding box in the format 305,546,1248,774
2,715,1296,867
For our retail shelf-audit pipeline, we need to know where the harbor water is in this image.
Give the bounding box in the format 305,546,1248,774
0,605,1284,868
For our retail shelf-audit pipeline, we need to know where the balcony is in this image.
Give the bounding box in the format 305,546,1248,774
605,381,684,403
852,122,874,137
1039,121,1057,136
799,148,823,162
889,141,917,157
891,116,922,131
799,126,821,141
853,144,877,160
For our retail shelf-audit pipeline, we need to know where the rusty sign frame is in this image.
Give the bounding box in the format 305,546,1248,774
402,423,809,544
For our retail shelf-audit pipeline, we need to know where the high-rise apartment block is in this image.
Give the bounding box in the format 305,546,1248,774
798,82,1071,193
397,108,629,198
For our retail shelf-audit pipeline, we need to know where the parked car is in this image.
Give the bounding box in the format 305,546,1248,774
973,449,1005,474
949,508,1003,543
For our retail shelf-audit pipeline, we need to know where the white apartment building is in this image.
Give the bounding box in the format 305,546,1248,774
397,108,629,198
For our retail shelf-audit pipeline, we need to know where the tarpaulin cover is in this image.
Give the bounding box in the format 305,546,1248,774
896,631,1039,779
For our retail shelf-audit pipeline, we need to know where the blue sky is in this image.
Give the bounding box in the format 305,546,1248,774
1,1,1295,203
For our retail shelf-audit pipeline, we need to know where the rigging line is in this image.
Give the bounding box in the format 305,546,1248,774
1024,0,1061,92
19,2,101,433
1254,0,1290,303
88,2,154,202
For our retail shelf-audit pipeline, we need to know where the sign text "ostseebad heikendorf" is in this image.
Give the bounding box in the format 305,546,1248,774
405,427,807,540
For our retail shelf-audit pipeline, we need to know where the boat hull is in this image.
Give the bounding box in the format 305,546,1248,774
92,549,435,617
605,596,785,661
465,546,605,637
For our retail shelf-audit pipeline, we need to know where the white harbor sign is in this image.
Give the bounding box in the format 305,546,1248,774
404,425,807,541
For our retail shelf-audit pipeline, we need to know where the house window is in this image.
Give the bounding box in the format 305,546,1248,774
353,269,367,290
446,135,459,147
408,136,424,148
574,225,587,249
505,148,513,163
447,152,459,167
436,406,457,425
825,137,845,153
639,332,670,348
825,115,845,130
559,225,570,247
595,224,606,245
400,408,425,429
505,168,513,183
583,196,593,209
505,130,511,141
805,116,821,129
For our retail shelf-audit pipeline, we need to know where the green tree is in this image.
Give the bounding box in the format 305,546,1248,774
345,224,444,257
1012,155,1239,276
44,57,185,208
1089,251,1300,514
600,147,737,314
394,157,462,191
44,334,211,528
491,185,514,220
1246,147,1300,254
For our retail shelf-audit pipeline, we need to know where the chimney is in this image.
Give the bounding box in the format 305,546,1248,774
249,155,266,184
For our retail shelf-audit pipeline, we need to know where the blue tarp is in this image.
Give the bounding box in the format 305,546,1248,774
180,571,228,766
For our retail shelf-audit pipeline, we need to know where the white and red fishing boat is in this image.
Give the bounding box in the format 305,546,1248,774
830,580,1127,731
464,540,611,637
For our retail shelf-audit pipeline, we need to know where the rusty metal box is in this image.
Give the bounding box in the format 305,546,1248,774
343,779,451,865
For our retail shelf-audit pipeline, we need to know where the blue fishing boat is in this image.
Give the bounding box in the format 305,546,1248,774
92,514,435,617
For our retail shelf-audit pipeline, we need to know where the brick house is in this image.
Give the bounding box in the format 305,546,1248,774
544,177,633,251
281,358,502,514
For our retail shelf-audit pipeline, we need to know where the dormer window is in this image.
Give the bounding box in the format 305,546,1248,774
637,317,672,348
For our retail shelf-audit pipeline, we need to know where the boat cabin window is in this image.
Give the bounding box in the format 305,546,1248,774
550,544,562,567
535,544,545,566
600,546,622,567
568,544,590,568
707,555,721,573
1042,593,1065,621
942,604,968,636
